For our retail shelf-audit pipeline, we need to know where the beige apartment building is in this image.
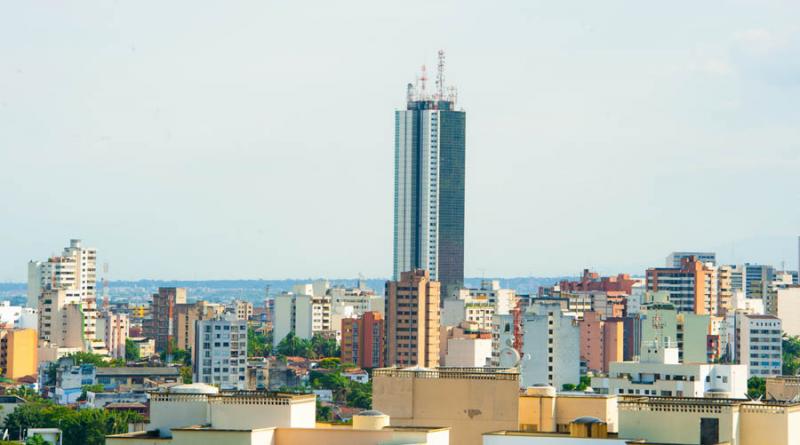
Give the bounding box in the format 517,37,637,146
173,300,225,361
385,270,441,368
373,366,519,445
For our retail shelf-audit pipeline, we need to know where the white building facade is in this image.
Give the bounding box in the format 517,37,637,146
520,302,579,389
194,315,248,389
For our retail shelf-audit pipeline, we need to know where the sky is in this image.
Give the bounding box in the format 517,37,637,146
1,1,799,281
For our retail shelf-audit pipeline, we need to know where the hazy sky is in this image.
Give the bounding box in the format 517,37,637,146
1,1,799,281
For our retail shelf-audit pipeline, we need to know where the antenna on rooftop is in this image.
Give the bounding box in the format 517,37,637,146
436,50,445,100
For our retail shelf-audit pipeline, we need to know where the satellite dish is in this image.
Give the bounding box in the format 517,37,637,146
505,338,514,347
499,348,521,367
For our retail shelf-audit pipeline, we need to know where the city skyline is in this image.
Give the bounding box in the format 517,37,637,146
2,1,799,281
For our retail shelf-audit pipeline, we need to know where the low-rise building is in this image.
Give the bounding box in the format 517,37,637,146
518,385,619,433
373,366,518,445
95,367,181,390
106,383,449,445
593,340,748,399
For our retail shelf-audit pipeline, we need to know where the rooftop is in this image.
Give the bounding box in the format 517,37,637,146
373,366,518,381
96,367,180,377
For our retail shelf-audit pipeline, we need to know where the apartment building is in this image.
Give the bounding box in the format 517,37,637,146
736,313,782,377
594,339,748,398
384,269,440,368
340,311,385,369
144,287,187,353
38,289,86,349
29,239,99,346
174,300,225,361
466,280,517,315
96,311,129,360
272,292,332,346
775,286,800,336
666,251,716,267
647,256,718,314
520,302,580,389
227,299,253,321
579,311,623,374
194,315,248,390
0,329,37,380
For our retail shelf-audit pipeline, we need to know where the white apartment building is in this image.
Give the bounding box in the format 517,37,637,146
520,302,579,389
736,313,782,377
467,280,517,315
444,337,492,367
490,314,516,367
194,315,248,390
328,286,383,316
28,239,99,346
594,340,748,399
273,287,333,346
442,298,494,331
0,301,34,328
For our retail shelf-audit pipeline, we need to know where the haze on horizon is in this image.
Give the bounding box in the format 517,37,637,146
1,1,799,282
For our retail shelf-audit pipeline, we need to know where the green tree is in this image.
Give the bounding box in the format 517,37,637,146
66,352,111,367
747,377,766,399
180,366,193,384
5,399,145,445
78,384,106,401
26,435,47,445
782,335,800,376
247,326,272,357
125,339,140,361
347,381,372,409
276,332,313,357
318,358,341,369
316,401,332,422
310,334,340,358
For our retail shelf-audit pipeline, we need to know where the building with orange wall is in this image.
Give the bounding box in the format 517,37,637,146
2,329,38,380
646,256,718,314
384,270,440,368
579,312,624,374
341,311,385,369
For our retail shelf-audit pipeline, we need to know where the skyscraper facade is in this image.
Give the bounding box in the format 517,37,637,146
393,53,465,297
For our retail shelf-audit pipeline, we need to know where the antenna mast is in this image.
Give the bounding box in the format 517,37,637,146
420,65,428,97
436,50,445,100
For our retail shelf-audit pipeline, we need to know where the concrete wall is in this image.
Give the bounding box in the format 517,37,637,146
148,397,209,437
739,405,800,445
619,403,738,445
483,434,628,445
374,371,519,445
209,398,315,430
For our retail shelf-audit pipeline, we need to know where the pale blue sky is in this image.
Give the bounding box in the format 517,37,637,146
1,1,799,281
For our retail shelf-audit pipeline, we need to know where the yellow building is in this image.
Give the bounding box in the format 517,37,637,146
766,376,800,401
106,383,448,445
518,385,619,433
373,366,519,445
1,329,37,380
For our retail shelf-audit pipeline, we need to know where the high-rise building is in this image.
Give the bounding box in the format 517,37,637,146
393,52,465,297
744,264,775,299
193,315,248,389
28,239,99,345
340,311,385,369
646,256,718,314
385,269,441,368
579,311,624,374
145,287,187,353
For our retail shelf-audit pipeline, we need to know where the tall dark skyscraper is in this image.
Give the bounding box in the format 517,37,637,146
393,51,465,297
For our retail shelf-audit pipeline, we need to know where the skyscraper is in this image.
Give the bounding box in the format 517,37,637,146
393,51,465,297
